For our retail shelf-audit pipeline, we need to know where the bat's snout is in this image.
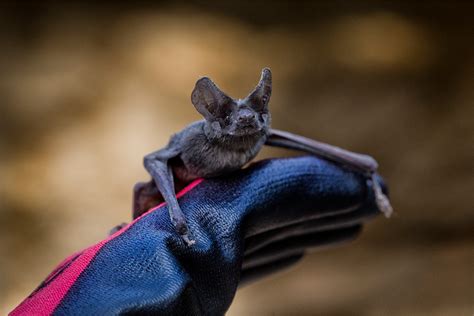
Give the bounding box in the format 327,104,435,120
237,109,256,125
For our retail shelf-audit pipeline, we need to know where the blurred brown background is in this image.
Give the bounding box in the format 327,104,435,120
1,1,473,315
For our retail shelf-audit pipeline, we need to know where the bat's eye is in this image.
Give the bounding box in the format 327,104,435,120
262,95,268,104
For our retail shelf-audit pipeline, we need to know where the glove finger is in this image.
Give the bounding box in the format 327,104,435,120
239,157,370,238
239,253,304,287
242,225,362,270
244,203,377,255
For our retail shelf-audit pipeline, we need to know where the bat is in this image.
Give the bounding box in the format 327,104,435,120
132,68,392,246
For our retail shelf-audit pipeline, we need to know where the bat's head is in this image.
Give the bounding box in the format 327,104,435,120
191,68,272,138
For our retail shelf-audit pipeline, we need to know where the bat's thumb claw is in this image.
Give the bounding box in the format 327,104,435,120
370,174,393,217
182,234,196,246
376,192,393,218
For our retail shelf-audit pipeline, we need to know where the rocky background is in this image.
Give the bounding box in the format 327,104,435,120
1,1,473,315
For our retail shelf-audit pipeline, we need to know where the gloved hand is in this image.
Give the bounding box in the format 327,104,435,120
11,156,387,316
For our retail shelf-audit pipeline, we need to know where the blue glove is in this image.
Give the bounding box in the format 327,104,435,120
11,156,387,316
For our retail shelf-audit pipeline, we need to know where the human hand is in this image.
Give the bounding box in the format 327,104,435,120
11,156,387,315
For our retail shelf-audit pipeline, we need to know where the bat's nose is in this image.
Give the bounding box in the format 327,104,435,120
238,109,255,124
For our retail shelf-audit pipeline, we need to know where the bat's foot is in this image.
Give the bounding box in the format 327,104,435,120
133,181,164,219
109,222,128,236
371,174,393,217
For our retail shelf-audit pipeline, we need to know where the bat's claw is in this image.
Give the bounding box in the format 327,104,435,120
182,234,196,246
371,174,393,217
376,191,393,217
174,221,195,246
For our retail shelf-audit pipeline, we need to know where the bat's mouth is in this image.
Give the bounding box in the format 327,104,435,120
229,124,261,136
238,121,257,129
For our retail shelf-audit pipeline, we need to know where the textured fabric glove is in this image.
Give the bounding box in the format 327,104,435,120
11,156,387,316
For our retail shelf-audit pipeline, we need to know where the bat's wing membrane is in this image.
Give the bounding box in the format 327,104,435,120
265,129,378,173
266,128,393,217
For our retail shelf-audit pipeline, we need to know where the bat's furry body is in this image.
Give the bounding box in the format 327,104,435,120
134,68,392,245
169,120,268,182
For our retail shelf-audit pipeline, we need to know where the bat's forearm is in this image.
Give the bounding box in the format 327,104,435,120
266,128,393,217
266,129,378,174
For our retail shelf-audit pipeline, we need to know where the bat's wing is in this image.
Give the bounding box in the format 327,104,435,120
265,128,378,174
266,128,393,217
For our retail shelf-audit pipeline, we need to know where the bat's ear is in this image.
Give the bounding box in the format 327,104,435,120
246,67,272,112
191,77,233,121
